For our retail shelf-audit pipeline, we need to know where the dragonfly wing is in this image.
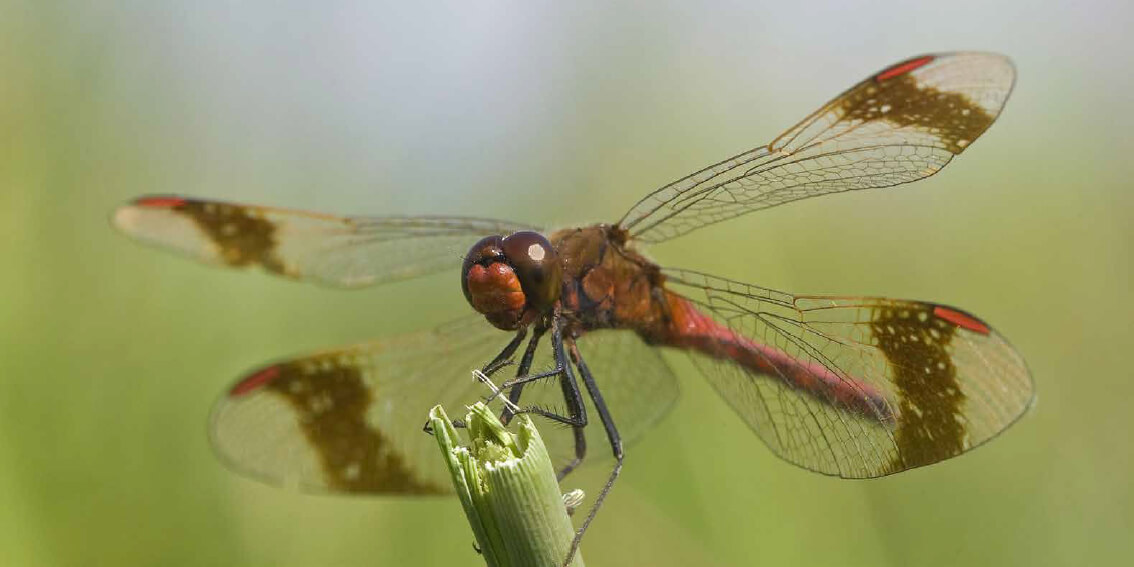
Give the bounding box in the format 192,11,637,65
662,268,1033,478
619,52,1016,243
113,196,536,287
209,315,514,494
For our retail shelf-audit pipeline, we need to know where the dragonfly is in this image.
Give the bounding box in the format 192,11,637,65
114,52,1033,564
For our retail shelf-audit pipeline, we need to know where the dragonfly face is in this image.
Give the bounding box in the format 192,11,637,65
114,52,1033,562
462,231,562,330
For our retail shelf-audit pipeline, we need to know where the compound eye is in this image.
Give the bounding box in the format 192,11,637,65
461,235,504,305
501,231,561,310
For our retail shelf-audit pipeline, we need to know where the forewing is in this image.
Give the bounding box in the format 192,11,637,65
663,269,1033,478
619,53,1016,243
113,196,536,287
209,315,513,494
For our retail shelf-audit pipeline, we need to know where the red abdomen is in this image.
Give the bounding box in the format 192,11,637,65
649,292,893,421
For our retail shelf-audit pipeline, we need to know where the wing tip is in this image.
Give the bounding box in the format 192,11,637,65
874,52,1016,92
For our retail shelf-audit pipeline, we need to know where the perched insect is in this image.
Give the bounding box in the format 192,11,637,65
114,52,1033,564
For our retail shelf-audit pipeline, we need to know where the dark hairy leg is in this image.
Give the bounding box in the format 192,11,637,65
481,327,528,378
560,338,623,567
500,324,547,424
495,313,589,480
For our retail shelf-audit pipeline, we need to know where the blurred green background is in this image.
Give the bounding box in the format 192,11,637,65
2,1,1131,566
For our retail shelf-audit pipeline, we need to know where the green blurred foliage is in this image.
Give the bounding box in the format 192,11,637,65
2,1,1131,566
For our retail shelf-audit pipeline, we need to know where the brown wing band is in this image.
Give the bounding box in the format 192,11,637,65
169,199,291,276
872,305,966,473
240,356,445,494
835,73,997,154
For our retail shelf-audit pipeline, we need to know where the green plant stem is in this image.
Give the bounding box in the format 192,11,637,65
430,403,584,567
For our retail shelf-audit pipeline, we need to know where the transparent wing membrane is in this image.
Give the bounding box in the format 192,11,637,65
619,53,1015,243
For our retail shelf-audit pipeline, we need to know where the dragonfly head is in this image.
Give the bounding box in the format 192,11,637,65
462,231,562,330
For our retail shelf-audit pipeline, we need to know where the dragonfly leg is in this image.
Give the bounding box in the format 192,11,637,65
560,339,623,567
501,324,548,424
550,317,588,479
481,327,527,378
507,316,589,431
491,327,580,402
514,405,586,428
495,366,565,393
421,417,469,435
422,327,528,435
497,313,590,480
557,424,587,482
